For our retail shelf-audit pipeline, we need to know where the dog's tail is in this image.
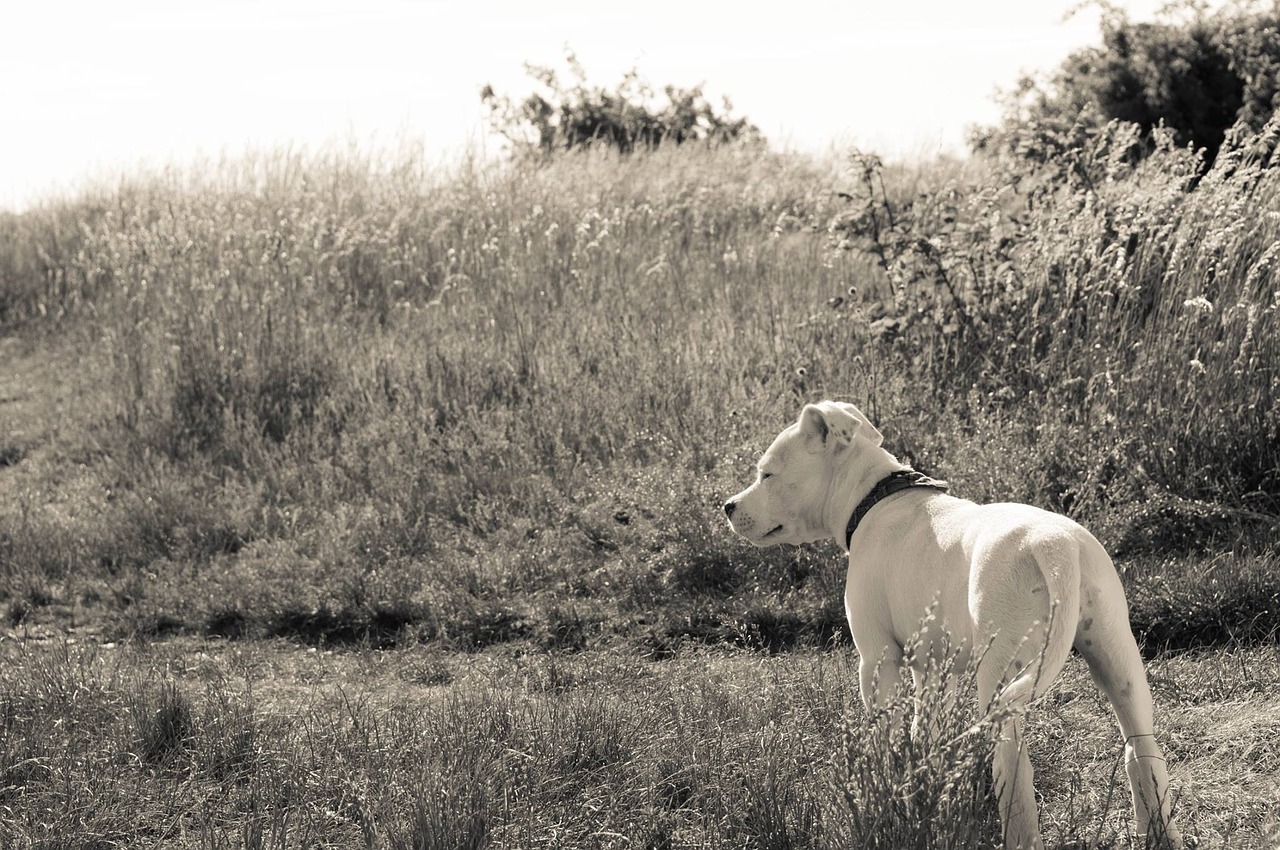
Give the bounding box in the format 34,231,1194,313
989,533,1082,713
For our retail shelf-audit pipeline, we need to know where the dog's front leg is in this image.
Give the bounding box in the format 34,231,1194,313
857,645,904,713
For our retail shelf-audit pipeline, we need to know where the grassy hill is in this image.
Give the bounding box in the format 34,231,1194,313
1,126,1278,846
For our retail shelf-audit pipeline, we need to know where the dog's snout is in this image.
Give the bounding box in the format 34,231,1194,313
723,499,737,519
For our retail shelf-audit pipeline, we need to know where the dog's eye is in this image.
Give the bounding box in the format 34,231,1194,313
759,472,774,481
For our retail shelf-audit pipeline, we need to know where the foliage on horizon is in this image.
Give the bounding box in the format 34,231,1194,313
480,50,762,156
973,0,1280,165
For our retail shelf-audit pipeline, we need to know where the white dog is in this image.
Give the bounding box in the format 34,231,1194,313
724,401,1182,850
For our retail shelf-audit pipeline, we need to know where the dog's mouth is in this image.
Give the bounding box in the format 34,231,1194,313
762,524,785,539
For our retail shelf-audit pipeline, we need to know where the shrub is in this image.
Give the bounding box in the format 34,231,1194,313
829,114,1280,520
481,50,761,155
974,4,1280,165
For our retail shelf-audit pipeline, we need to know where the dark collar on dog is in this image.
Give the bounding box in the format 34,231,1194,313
844,469,949,550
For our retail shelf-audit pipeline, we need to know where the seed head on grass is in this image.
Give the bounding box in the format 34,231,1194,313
829,627,1003,850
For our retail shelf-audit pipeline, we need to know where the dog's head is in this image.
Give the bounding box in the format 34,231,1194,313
723,401,885,546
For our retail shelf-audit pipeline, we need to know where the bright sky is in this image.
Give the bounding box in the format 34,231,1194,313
3,0,1184,211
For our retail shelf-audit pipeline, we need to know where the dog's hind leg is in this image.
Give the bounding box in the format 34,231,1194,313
978,611,1077,850
1074,544,1184,848
978,664,1044,850
973,541,1081,850
976,616,1073,850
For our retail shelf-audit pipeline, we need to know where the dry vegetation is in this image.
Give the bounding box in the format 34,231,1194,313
1,116,1278,846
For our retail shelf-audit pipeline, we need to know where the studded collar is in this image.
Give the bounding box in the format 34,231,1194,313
844,469,949,550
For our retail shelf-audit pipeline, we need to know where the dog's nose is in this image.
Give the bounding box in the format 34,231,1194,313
723,500,737,519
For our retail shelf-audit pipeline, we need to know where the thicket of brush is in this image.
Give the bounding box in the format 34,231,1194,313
1,112,1278,651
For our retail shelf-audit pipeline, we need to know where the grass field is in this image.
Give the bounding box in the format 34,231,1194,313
1,121,1279,847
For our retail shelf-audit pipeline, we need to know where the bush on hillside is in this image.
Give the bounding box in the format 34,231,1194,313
973,3,1280,164
829,109,1280,517
481,51,761,155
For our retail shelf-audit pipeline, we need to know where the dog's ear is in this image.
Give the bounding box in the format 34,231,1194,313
798,404,831,451
799,402,878,452
834,402,885,447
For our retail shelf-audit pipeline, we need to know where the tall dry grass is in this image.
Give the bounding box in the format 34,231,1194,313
0,123,1277,648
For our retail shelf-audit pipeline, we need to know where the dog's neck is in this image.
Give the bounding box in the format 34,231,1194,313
823,447,911,547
